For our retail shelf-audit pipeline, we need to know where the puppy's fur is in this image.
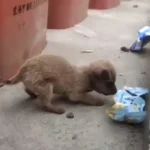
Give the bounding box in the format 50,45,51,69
5,54,117,114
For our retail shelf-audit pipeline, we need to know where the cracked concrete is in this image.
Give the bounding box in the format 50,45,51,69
0,0,149,150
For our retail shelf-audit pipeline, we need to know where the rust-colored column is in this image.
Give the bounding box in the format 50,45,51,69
89,0,120,9
48,0,89,29
0,0,48,80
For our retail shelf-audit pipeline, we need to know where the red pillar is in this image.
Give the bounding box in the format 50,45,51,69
89,0,120,9
47,0,89,29
0,0,48,79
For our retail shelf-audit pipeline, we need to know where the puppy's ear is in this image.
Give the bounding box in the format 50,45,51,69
93,69,110,81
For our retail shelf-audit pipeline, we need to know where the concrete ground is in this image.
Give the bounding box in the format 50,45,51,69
0,0,150,150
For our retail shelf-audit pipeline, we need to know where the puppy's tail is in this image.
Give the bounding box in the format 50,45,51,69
0,66,24,88
0,69,22,87
6,71,22,85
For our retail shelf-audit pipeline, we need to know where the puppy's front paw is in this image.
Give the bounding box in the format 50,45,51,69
57,108,65,114
43,106,65,115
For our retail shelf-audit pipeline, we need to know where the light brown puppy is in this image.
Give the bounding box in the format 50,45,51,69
5,54,117,114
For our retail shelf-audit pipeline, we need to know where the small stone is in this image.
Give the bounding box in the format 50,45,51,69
66,112,74,119
133,5,138,8
129,143,134,146
72,134,77,140
141,72,146,75
120,46,130,52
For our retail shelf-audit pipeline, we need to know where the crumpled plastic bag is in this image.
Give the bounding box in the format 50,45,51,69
130,26,150,52
106,87,149,123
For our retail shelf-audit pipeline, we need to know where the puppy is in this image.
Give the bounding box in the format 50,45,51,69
4,54,117,114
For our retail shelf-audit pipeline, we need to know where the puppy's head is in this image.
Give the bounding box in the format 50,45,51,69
90,60,117,95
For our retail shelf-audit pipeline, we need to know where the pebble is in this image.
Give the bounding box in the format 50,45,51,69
141,72,146,75
133,5,138,8
66,112,74,119
120,46,130,52
72,134,77,140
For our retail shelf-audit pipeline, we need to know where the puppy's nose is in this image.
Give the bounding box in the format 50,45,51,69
113,86,117,94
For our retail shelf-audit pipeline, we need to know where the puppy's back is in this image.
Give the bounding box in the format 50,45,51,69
21,55,76,87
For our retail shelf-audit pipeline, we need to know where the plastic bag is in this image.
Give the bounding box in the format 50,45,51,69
106,87,149,123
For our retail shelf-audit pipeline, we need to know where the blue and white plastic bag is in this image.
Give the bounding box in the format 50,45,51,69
106,87,149,123
130,26,150,52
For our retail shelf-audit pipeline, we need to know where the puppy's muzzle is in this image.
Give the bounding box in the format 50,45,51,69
104,88,117,96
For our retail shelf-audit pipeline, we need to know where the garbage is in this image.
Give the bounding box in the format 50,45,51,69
106,86,149,123
80,49,94,53
130,26,150,52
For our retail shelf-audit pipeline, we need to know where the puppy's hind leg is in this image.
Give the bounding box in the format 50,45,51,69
35,83,65,114
25,88,37,99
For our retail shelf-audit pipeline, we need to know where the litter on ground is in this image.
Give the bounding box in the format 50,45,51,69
130,26,150,52
121,26,150,52
80,49,94,53
106,86,149,124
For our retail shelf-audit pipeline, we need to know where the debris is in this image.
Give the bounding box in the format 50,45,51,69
66,112,74,119
120,46,130,52
80,49,93,53
72,134,77,140
97,124,100,127
106,86,149,124
133,5,138,8
141,72,146,75
74,25,96,38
